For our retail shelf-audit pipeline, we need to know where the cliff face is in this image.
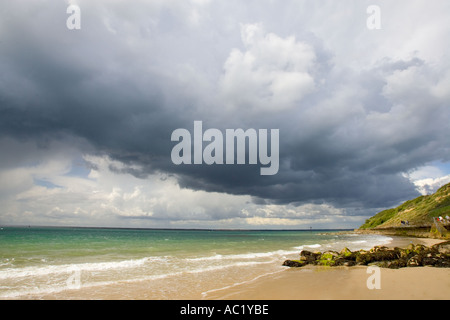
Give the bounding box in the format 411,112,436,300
359,183,450,236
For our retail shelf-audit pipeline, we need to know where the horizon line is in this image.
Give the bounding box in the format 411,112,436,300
0,224,355,232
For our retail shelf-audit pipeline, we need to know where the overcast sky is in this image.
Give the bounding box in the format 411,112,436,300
0,0,449,229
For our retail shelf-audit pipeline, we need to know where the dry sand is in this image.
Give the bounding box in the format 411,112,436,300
204,237,450,300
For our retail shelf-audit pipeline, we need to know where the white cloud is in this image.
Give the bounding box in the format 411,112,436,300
220,23,316,112
404,165,450,195
413,175,450,195
0,138,359,228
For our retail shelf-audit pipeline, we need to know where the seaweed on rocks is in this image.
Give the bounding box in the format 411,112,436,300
283,241,450,269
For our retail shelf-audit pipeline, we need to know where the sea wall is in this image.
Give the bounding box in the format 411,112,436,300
355,224,449,240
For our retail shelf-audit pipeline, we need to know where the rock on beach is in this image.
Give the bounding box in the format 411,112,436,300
282,241,450,269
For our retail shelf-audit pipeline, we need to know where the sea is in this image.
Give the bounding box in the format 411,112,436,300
0,226,393,299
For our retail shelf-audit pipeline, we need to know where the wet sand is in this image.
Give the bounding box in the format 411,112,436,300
204,237,450,300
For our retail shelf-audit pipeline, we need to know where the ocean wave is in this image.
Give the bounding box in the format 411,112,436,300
184,249,299,262
293,235,394,253
0,258,276,299
293,243,322,250
342,235,393,250
0,256,167,280
305,244,321,248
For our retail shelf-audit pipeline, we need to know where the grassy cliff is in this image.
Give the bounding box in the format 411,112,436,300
359,183,450,230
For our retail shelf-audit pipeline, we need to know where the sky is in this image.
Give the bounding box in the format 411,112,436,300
0,0,449,229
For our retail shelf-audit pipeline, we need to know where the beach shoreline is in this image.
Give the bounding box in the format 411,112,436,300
4,234,449,300
203,236,450,300
383,235,445,248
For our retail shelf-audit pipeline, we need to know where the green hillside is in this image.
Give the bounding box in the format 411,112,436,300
360,183,450,229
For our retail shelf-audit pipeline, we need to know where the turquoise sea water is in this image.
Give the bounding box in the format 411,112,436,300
0,226,392,299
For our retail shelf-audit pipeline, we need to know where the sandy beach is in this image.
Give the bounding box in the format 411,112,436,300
204,237,450,300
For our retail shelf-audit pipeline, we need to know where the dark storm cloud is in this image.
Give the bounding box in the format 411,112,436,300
1,0,449,217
